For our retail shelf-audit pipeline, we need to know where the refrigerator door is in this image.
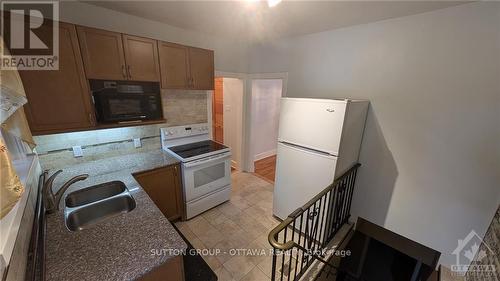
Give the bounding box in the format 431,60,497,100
273,142,338,220
278,98,347,156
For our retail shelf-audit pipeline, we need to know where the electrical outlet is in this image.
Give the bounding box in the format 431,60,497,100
133,138,142,148
72,146,83,157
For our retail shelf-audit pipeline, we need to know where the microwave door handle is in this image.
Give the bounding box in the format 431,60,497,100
184,153,229,168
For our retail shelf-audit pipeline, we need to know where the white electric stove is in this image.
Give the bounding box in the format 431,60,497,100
161,123,232,220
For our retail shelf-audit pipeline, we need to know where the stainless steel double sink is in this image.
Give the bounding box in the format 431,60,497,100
64,181,136,231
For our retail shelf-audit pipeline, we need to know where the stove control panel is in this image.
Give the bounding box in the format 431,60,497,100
161,123,209,140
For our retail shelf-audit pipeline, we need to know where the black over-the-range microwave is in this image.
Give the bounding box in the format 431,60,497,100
91,80,163,124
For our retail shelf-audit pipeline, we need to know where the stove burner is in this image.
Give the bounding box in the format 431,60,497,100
169,140,228,159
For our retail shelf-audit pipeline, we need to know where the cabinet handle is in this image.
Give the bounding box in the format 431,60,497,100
121,65,127,79
127,65,132,79
88,113,94,124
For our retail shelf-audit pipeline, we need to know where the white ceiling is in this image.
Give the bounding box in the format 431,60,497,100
85,1,466,40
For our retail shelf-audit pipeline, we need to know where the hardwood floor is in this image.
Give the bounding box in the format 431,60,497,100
254,155,277,183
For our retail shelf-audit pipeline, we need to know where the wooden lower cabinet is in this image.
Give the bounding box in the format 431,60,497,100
139,255,184,281
134,164,184,221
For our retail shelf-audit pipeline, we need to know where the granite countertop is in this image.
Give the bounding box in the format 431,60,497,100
44,150,187,281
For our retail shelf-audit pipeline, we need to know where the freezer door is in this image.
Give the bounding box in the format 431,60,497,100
278,98,347,156
273,142,337,220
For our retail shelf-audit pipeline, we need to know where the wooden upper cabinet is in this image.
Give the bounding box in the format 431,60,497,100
77,26,127,80
19,22,94,135
189,47,214,90
158,42,190,89
77,27,160,82
159,43,214,90
123,35,160,82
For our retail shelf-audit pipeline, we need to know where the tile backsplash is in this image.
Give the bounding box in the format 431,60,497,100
467,205,500,281
35,90,208,170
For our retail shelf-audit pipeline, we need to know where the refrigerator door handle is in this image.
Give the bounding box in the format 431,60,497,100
279,141,338,158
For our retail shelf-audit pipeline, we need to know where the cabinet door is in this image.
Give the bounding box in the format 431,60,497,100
19,22,95,135
212,78,224,143
158,42,190,89
134,165,183,221
188,47,214,90
76,26,127,80
123,35,160,82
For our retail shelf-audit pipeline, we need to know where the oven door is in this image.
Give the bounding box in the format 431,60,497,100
182,152,231,202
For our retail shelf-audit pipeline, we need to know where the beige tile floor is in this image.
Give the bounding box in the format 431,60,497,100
175,172,281,281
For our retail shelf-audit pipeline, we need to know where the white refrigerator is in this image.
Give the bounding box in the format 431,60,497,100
273,98,369,220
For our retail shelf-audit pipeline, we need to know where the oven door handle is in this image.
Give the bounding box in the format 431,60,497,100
184,153,230,168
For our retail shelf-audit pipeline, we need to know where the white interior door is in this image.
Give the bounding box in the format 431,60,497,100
278,98,347,155
222,78,244,169
273,142,338,219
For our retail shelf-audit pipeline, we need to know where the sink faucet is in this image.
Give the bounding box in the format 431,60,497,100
43,170,89,214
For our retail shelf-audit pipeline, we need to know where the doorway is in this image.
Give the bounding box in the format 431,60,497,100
212,77,244,170
248,78,283,182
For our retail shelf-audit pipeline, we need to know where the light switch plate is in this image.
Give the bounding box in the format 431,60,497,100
133,138,142,148
72,146,83,157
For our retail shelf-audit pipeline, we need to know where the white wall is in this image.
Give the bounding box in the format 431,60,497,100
59,1,249,73
223,78,244,169
248,2,500,267
250,79,283,162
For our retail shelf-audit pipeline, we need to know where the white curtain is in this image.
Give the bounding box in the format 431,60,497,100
0,36,34,218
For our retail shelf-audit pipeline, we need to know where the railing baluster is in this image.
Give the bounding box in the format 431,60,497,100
281,227,287,281
271,250,277,281
287,219,296,281
317,195,326,253
301,208,310,271
332,180,340,234
339,176,348,224
295,213,303,279
325,189,335,241
345,169,357,221
344,171,354,223
338,177,348,227
317,195,325,246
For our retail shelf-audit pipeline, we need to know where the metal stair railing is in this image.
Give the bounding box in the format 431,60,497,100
268,163,361,281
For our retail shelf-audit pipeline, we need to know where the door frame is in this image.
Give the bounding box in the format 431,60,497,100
210,71,288,172
245,72,288,172
212,71,247,171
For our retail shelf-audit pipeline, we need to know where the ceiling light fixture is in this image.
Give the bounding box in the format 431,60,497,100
267,0,282,8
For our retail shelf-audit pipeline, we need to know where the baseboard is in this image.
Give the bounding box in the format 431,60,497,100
254,149,277,162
